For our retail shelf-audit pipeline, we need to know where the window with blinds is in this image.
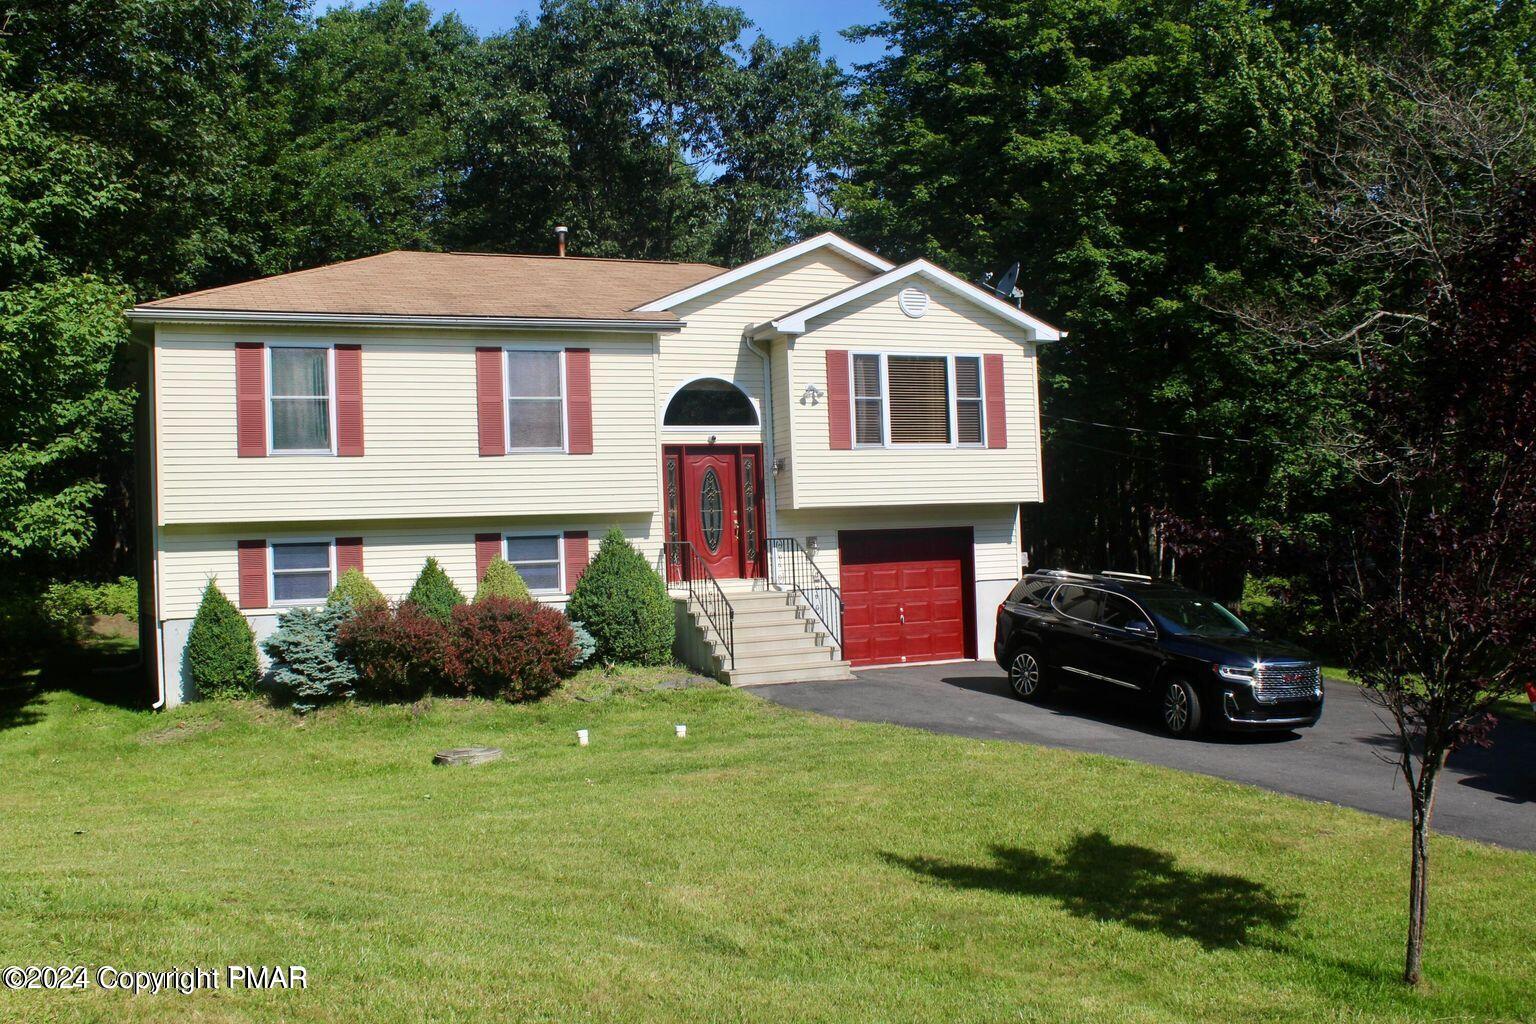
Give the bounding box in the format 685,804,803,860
852,354,883,445
887,356,951,444
955,356,984,445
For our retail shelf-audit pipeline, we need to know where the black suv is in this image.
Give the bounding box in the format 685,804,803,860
993,570,1323,735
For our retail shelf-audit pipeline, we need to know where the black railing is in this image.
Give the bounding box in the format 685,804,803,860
662,540,735,669
765,537,842,650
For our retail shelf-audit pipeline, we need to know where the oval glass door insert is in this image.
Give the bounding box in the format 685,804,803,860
699,468,723,552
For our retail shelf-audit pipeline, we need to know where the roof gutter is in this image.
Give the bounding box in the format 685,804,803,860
124,309,683,332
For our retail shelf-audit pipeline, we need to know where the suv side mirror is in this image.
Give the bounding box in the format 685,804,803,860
1125,620,1156,637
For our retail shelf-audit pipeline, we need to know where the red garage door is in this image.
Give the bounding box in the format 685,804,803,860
839,528,975,668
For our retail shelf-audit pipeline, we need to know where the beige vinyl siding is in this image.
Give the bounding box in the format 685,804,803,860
774,503,1022,590
158,516,656,619
154,324,661,525
656,250,873,447
770,337,794,509
785,283,1043,509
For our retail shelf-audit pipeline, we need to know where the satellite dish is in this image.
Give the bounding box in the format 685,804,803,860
993,261,1020,300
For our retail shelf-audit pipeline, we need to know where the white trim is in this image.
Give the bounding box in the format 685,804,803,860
759,260,1062,341
504,347,567,453
632,232,894,312
268,537,337,608
659,375,762,434
265,342,337,456
849,352,988,450
503,530,565,595
125,308,680,332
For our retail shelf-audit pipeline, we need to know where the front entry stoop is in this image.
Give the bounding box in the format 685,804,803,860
671,581,853,685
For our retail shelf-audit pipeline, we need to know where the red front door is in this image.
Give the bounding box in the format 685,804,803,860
682,448,741,578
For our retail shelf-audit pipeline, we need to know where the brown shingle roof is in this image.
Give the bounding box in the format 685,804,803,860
135,250,726,322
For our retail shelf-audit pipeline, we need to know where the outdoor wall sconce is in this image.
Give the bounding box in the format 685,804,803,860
800,383,825,406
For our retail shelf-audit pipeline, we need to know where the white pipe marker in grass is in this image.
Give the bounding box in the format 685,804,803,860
675,724,687,738
577,729,589,746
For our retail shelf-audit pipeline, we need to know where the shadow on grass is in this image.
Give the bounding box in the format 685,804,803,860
0,635,146,731
885,831,1301,950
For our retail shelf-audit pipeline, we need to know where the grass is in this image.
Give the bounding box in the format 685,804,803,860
1,665,1533,1023
1323,664,1532,722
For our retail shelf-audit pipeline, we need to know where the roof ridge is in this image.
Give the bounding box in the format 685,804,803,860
445,250,723,269
137,251,408,308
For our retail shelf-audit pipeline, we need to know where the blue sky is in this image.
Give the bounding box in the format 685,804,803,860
319,1,891,68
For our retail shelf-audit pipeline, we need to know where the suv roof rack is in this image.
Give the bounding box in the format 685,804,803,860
1035,569,1096,581
1099,570,1155,581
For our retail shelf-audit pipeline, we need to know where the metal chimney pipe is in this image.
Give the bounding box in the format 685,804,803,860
555,225,568,257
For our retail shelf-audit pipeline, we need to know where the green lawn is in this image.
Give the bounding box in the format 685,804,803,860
2,668,1532,1023
1324,664,1532,722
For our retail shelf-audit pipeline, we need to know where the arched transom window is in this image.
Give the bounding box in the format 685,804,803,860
663,378,758,428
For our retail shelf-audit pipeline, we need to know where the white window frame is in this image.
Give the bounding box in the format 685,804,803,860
849,352,987,450
268,537,337,608
952,354,986,448
266,342,337,456
659,375,763,434
503,531,565,595
504,347,567,454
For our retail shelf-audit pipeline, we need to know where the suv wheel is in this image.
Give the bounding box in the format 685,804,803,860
1008,648,1051,702
1161,677,1204,736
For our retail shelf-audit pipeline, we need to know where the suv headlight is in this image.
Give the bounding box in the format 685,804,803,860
1217,663,1256,683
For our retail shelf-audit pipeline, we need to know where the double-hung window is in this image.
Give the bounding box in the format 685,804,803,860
505,535,562,593
269,346,333,453
852,353,986,448
506,350,565,451
271,540,334,605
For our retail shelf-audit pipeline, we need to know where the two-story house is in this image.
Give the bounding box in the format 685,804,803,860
127,232,1059,705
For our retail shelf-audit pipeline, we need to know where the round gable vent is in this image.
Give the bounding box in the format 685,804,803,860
898,286,930,319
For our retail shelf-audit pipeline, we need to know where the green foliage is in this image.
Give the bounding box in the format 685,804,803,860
405,557,466,623
263,603,359,711
566,528,673,665
475,556,531,603
329,567,386,609
184,579,259,699
569,620,597,668
39,577,138,638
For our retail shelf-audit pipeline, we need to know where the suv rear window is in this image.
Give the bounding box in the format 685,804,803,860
1008,577,1055,607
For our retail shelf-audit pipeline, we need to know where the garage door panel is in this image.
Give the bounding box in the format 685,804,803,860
839,528,974,668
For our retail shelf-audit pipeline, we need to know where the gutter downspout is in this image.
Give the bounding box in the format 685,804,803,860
746,332,778,541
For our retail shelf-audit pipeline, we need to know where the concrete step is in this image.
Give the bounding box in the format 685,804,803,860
713,635,832,661
726,648,841,673
727,619,823,642
725,661,855,686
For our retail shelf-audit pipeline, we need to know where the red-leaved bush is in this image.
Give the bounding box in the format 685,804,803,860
339,597,578,703
339,601,456,701
447,597,577,701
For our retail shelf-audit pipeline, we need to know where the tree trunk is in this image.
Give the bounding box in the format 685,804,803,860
1404,759,1443,986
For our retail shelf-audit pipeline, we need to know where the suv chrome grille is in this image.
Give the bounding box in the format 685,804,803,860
1253,662,1321,703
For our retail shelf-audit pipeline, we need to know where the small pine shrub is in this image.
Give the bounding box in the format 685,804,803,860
566,527,674,665
339,602,455,701
263,603,359,711
569,620,596,667
185,579,259,699
405,557,466,623
449,598,577,701
475,556,531,602
329,567,386,609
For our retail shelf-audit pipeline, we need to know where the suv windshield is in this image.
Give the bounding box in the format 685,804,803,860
1137,592,1251,638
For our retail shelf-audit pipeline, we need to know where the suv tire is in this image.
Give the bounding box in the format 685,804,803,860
1007,647,1052,702
1161,677,1204,736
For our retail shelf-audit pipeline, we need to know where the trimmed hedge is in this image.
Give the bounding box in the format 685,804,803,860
405,557,466,623
566,527,673,665
449,598,576,701
339,602,452,702
329,568,386,609
185,579,259,699
475,556,531,602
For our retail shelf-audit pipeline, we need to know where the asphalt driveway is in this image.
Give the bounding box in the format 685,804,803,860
747,661,1536,851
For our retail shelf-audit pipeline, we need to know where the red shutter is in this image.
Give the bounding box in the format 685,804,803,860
335,344,364,457
475,348,505,456
983,353,1008,449
235,343,266,457
565,348,593,455
563,530,589,592
475,533,501,581
237,539,268,609
826,349,851,450
336,536,364,575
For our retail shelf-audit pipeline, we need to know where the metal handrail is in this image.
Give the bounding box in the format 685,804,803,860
662,540,735,669
765,537,843,649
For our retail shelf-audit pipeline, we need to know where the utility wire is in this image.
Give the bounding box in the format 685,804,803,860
1042,413,1351,453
